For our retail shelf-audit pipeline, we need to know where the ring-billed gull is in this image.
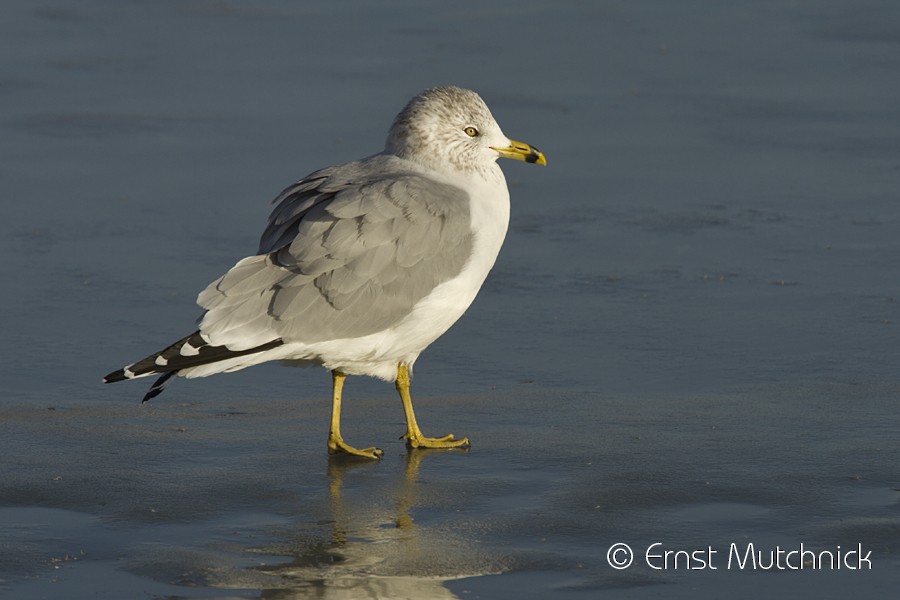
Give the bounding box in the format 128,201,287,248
104,86,546,459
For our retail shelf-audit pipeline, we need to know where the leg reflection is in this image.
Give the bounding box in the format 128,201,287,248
253,453,479,599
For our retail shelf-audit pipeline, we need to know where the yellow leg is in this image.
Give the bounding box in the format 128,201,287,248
327,370,383,459
397,364,470,450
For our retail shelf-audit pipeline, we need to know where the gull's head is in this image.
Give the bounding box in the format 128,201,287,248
385,86,546,176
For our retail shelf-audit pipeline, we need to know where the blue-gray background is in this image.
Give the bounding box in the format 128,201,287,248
1,1,898,598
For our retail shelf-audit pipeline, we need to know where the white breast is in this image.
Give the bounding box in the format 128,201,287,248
313,165,511,379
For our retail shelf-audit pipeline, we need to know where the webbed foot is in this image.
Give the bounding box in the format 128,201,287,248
328,436,384,459
402,431,470,450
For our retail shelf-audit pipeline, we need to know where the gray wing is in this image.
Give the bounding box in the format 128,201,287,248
196,156,475,349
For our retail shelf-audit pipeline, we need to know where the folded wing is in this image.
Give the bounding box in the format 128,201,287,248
197,156,475,351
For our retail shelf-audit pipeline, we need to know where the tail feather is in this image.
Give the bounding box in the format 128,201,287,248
103,330,283,401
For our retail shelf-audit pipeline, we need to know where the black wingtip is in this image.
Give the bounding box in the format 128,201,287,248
141,371,177,403
103,370,126,384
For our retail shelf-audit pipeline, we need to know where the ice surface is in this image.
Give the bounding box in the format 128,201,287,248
2,1,899,598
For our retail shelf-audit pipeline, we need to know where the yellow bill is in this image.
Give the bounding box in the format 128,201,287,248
491,139,547,165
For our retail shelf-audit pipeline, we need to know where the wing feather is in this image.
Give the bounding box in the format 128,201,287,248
197,154,474,347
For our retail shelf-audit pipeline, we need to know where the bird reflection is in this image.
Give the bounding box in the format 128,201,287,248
255,449,478,600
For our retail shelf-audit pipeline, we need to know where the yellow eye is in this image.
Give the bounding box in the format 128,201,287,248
464,126,479,137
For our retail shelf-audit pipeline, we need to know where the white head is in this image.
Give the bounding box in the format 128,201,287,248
385,86,545,176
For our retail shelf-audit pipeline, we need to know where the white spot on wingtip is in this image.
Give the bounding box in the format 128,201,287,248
154,355,168,366
180,341,199,356
124,367,136,379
